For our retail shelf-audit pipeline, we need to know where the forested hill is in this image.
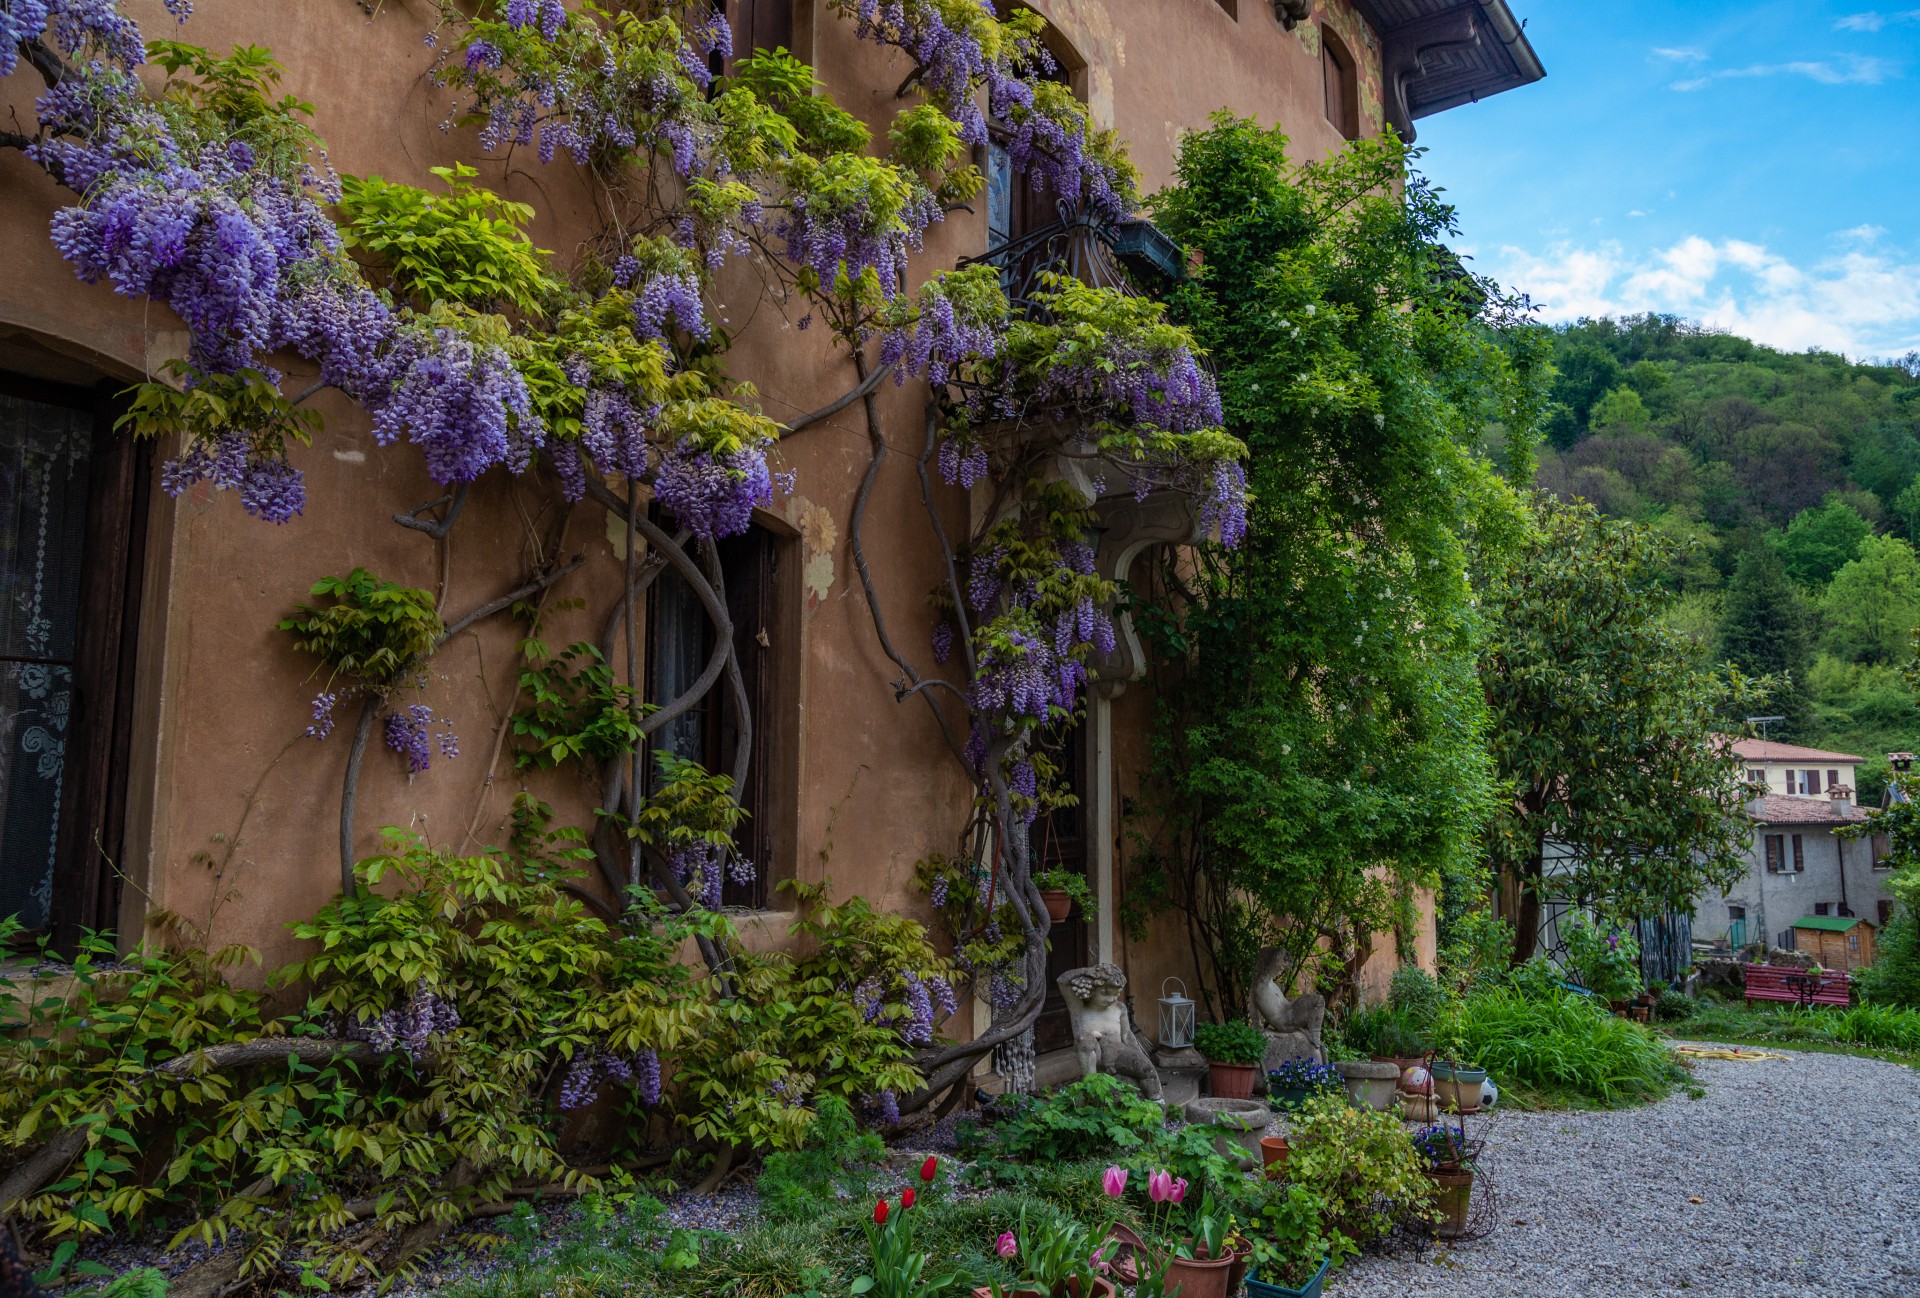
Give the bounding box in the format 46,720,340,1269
1535,315,1920,800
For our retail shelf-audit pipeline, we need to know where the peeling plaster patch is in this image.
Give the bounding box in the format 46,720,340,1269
332,449,367,463
1090,65,1115,127
1115,30,1125,67
606,507,628,559
803,552,834,608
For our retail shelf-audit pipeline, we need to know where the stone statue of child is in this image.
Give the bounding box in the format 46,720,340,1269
1249,946,1327,1068
1056,963,1164,1102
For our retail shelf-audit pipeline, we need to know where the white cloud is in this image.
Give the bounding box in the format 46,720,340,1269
1835,10,1920,31
1491,234,1920,357
1842,223,1888,240
1652,46,1708,62
1671,55,1894,91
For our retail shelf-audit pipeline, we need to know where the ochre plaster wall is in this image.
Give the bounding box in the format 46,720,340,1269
0,1,1413,1022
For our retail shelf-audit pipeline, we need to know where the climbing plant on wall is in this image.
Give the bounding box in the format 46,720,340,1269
1,0,1242,1175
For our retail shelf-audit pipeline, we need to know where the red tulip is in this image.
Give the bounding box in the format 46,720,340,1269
874,1199,889,1225
902,1187,917,1210
920,1155,939,1183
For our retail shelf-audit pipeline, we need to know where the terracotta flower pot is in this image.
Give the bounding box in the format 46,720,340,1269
1207,1060,1259,1100
1425,1167,1474,1239
1259,1134,1290,1171
1164,1245,1236,1298
1039,888,1073,923
1104,1223,1145,1287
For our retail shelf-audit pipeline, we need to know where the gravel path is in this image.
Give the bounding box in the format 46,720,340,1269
1331,1046,1920,1298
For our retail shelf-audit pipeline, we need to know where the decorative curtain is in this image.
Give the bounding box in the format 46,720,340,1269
0,393,92,931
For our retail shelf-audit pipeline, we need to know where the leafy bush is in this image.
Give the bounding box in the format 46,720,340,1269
756,1096,887,1222
1388,965,1444,1032
1338,1003,1432,1059
1193,1019,1267,1064
1857,902,1920,1010
1281,1092,1436,1251
1655,989,1698,1022
1453,985,1686,1106
959,1074,1165,1185
1558,912,1644,1000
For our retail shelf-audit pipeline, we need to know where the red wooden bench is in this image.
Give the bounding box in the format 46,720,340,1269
1742,963,1851,1008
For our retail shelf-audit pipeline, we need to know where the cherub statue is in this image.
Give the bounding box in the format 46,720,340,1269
1056,963,1164,1102
1249,946,1327,1068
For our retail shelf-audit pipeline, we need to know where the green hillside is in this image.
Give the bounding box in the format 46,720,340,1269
1537,315,1920,799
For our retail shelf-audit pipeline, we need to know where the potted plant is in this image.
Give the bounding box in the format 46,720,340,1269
1195,1021,1269,1100
1265,1057,1342,1111
1097,1168,1236,1298
1243,1184,1338,1298
1033,869,1096,924
1427,1059,1488,1114
1411,1123,1481,1240
978,1206,1117,1298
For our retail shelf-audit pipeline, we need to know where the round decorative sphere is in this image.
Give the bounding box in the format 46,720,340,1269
1399,1065,1433,1096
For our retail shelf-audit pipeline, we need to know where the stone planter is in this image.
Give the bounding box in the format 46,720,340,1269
1430,1062,1488,1114
1334,1059,1400,1111
1182,1096,1273,1169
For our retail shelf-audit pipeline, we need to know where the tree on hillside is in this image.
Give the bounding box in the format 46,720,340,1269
1720,543,1813,738
1777,495,1871,585
1823,535,1920,665
1545,342,1624,449
1588,385,1651,435
1481,498,1762,961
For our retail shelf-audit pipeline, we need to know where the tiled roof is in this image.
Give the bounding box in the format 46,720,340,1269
1749,794,1872,825
1726,737,1865,764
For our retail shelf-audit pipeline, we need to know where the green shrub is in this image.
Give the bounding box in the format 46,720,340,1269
756,1095,887,1221
1558,912,1643,1000
1858,903,1920,1010
1453,986,1686,1106
1282,1093,1436,1251
1654,989,1698,1022
1388,966,1444,1033
1338,1003,1431,1058
1193,1019,1268,1064
959,1074,1165,1186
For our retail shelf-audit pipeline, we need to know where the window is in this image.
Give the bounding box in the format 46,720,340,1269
647,523,781,907
0,376,146,949
1814,903,1831,916
1321,27,1360,141
1746,768,1765,786
986,38,1076,248
1792,834,1805,872
1827,769,1840,790
1211,0,1239,17
1872,832,1892,869
1848,931,1860,954
711,0,793,78
1765,834,1785,872
1881,900,1897,926
1728,904,1747,922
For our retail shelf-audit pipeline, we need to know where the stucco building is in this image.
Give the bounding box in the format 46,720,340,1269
1701,740,1897,951
0,1,1540,1082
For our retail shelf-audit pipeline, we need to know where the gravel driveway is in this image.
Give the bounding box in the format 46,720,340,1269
1332,1046,1920,1298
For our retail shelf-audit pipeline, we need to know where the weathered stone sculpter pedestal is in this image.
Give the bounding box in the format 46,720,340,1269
1056,963,1164,1102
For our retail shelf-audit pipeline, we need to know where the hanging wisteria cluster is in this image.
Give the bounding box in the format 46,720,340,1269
344,987,461,1061
384,704,459,775
558,1045,663,1110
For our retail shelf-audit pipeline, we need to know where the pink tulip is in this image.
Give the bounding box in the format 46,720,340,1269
1091,1246,1111,1275
1147,1171,1172,1203
1170,1177,1189,1204
1103,1166,1129,1198
996,1232,1018,1259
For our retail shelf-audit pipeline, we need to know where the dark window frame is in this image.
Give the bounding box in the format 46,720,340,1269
0,370,147,953
1322,25,1361,141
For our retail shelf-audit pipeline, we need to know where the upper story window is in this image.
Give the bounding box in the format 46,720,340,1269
1827,768,1841,789
1765,833,1806,873
1746,768,1765,786
1211,0,1240,17
1322,26,1361,141
1872,832,1893,868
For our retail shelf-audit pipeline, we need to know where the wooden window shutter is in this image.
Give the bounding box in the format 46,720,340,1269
1765,835,1783,872
1792,834,1805,871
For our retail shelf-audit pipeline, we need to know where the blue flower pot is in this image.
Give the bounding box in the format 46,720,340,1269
1244,1257,1330,1298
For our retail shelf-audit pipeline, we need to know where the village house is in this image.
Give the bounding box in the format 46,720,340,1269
0,0,1541,1087
1699,738,1897,955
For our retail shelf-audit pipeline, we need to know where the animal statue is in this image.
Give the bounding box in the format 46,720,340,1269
1056,963,1164,1102
1248,945,1328,1068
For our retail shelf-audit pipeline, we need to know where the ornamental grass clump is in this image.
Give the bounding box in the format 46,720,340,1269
1452,984,1686,1107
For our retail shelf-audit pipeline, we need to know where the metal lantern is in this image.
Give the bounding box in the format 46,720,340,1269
1157,978,1196,1050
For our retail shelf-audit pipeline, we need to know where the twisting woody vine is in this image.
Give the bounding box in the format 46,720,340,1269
1,0,1245,1119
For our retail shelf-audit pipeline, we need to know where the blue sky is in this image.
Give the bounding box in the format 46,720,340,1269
1413,1,1920,359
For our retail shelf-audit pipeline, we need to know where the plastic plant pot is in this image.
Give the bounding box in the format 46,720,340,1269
1244,1257,1332,1298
